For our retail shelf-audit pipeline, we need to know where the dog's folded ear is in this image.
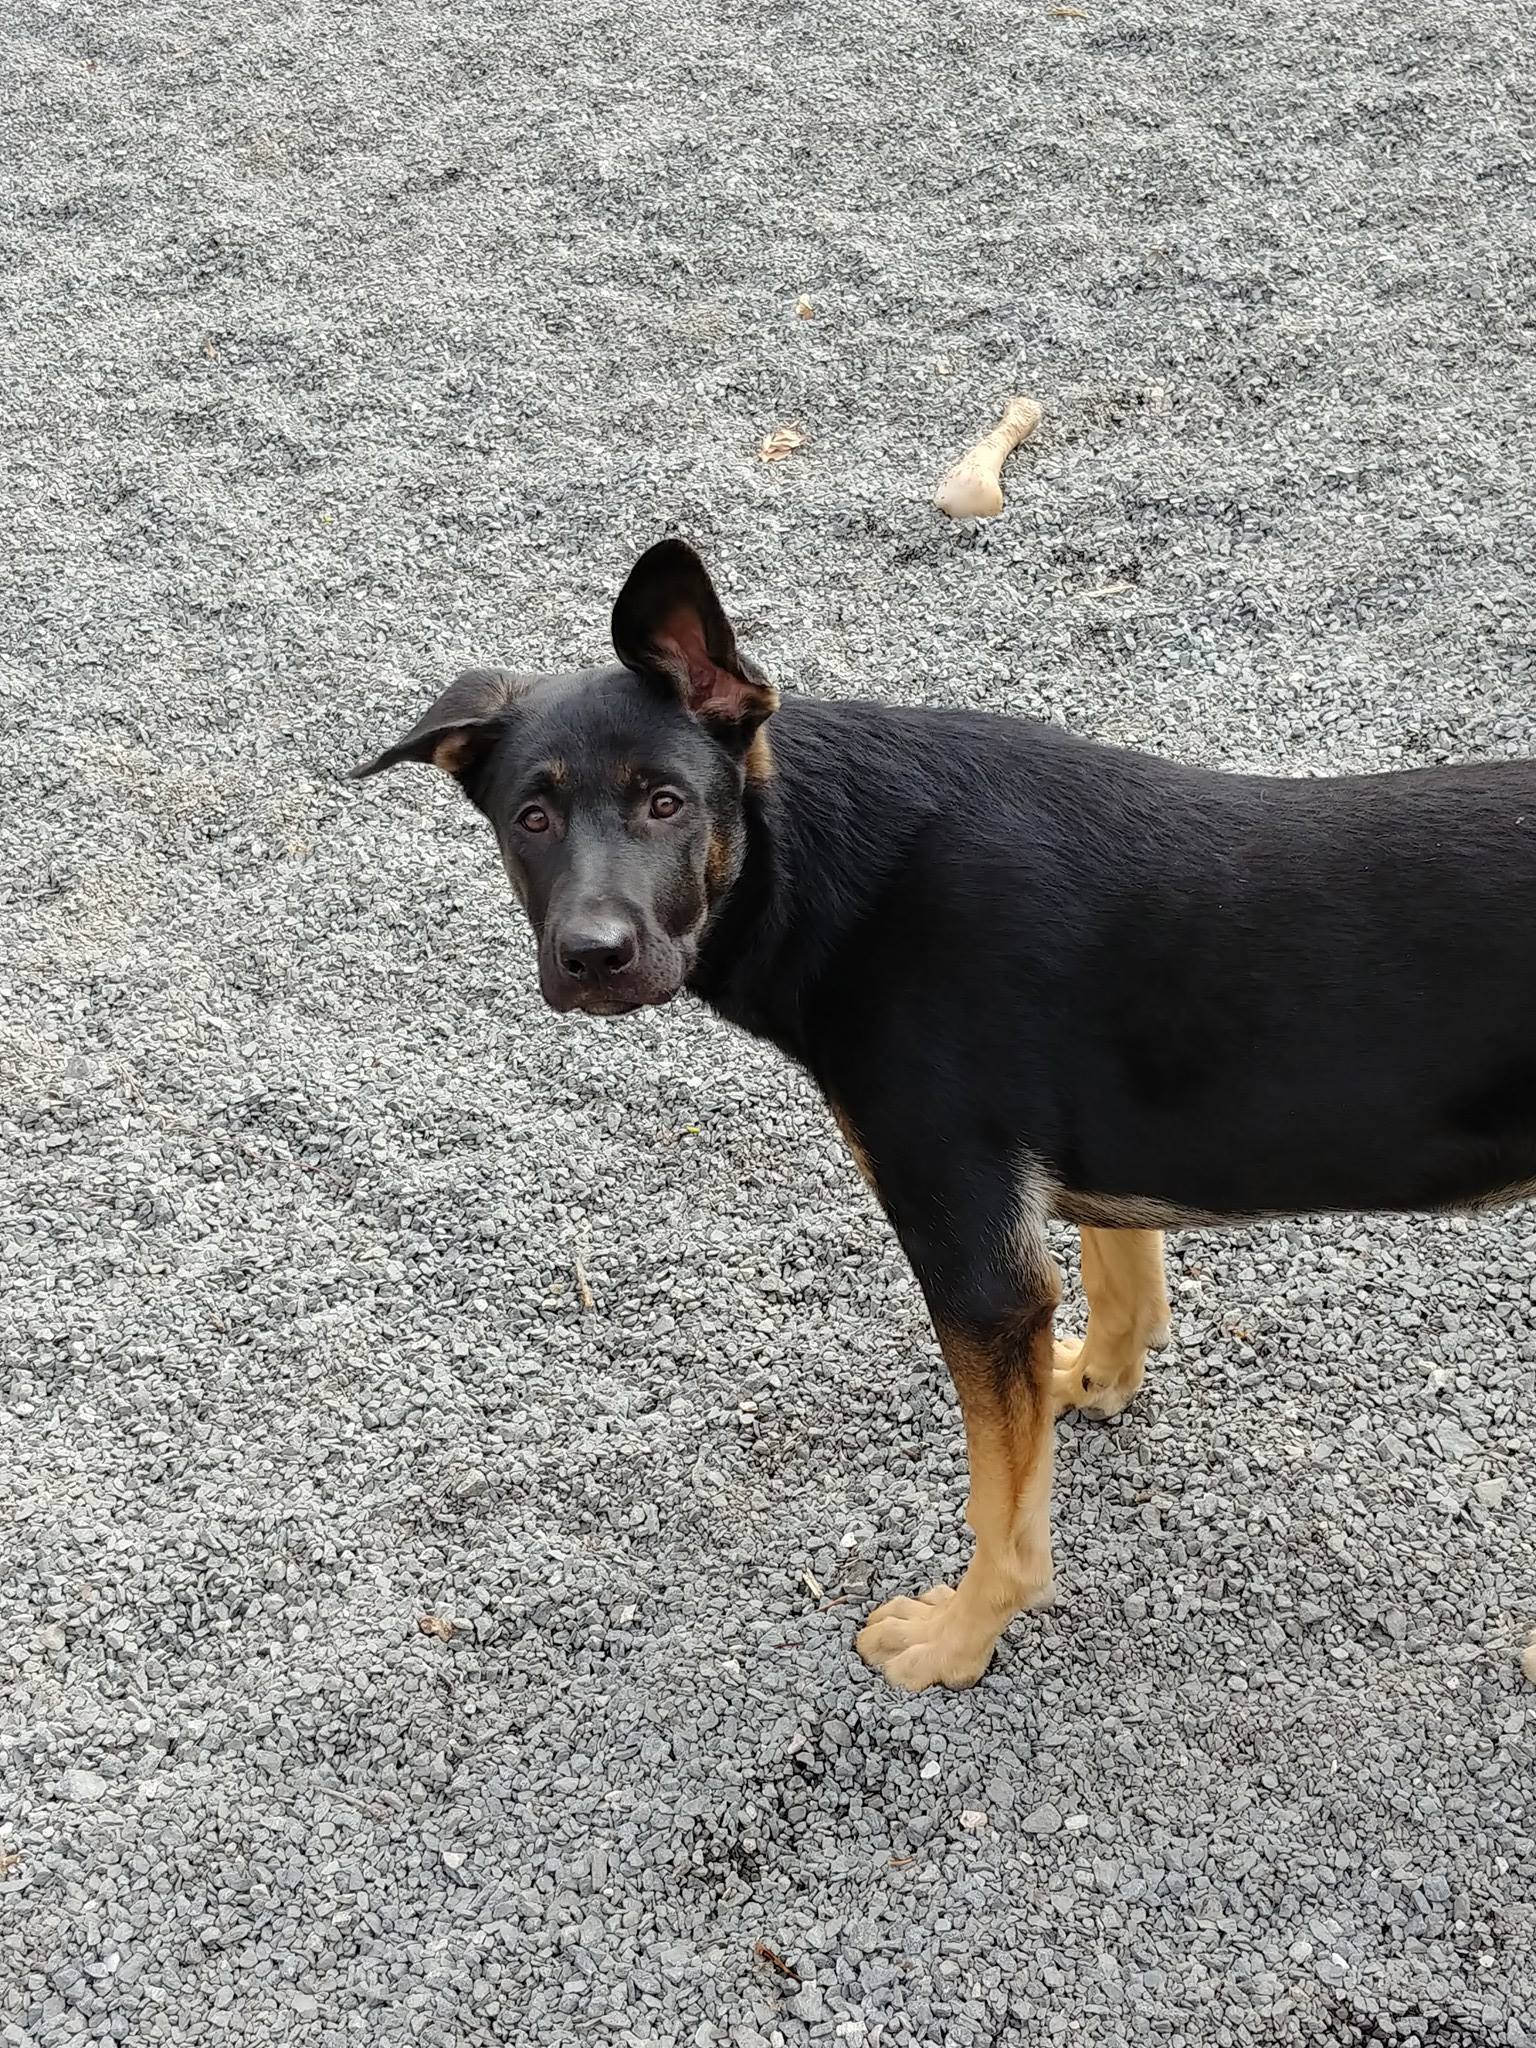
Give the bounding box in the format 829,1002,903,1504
349,669,524,782
611,540,778,753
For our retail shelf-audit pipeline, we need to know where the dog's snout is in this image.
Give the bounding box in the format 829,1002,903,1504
558,922,638,980
542,902,690,1016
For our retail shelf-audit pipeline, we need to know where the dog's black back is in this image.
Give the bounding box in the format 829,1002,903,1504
696,692,1536,1227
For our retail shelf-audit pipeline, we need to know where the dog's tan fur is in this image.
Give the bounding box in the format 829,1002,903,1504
857,1311,1058,1690
705,827,735,900
744,726,775,785
430,732,476,775
830,1103,878,1195
1052,1227,1171,1418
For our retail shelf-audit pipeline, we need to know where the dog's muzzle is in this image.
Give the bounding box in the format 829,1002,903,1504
541,917,687,1015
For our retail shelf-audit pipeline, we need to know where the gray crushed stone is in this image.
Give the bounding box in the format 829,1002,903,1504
2,0,1534,2043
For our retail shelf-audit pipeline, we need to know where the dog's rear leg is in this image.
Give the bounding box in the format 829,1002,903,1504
1053,1227,1170,1419
856,1211,1061,1691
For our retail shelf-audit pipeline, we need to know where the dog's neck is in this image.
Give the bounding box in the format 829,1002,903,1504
687,702,922,1070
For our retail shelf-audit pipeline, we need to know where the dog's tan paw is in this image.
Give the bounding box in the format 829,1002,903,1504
1051,1337,1141,1419
855,1586,995,1691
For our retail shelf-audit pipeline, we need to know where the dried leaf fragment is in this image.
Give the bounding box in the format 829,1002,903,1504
759,424,807,462
574,1257,596,1312
794,296,814,318
417,1613,455,1641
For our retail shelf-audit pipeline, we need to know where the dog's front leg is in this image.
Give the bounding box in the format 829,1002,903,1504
855,1198,1061,1692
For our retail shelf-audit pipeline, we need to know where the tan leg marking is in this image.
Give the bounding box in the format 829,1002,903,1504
1052,1227,1170,1419
857,1305,1058,1691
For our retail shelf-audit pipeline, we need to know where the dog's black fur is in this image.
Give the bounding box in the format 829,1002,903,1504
355,540,1536,1689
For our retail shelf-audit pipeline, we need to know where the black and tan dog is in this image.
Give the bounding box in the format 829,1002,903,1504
354,540,1536,1691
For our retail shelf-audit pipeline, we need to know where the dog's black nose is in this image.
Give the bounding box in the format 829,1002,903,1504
558,925,638,979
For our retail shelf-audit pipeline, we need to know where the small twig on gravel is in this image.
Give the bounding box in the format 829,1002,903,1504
309,1783,402,1823
753,1940,801,1983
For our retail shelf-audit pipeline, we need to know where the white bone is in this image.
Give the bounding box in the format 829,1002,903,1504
934,396,1043,519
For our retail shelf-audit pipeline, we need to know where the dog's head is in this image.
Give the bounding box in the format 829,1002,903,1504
352,541,776,1016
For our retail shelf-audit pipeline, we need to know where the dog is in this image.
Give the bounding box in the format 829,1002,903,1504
353,539,1536,1690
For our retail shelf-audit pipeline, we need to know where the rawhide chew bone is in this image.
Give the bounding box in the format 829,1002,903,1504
934,396,1043,519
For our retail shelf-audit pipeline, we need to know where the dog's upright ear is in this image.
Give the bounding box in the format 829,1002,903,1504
349,669,524,782
611,540,778,754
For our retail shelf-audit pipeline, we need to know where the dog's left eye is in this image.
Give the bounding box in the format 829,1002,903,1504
649,790,684,820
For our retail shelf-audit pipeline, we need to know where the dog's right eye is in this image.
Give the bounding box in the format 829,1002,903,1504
517,804,550,834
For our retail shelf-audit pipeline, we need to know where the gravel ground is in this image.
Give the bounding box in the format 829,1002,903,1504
3,1,1535,2042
